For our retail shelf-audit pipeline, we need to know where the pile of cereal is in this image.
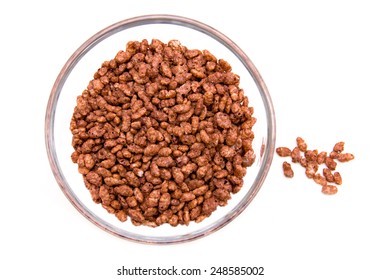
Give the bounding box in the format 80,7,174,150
70,39,256,226
277,137,354,194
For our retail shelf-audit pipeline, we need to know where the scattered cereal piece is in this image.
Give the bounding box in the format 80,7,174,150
337,153,355,162
276,147,292,157
325,157,337,171
282,161,294,178
291,147,302,163
333,142,345,153
333,172,342,185
296,137,308,152
323,168,334,183
322,184,338,195
313,173,327,186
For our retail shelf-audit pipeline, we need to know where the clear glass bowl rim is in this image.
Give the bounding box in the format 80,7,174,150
45,14,276,244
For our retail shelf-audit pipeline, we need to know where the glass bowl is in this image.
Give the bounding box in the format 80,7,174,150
45,14,276,244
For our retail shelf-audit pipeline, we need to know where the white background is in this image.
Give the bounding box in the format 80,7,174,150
1,0,380,279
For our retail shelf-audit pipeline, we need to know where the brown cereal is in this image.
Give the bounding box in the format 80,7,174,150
333,172,342,185
336,153,355,162
70,39,257,226
305,162,317,179
304,150,318,163
317,151,327,165
291,147,301,163
276,147,291,157
296,137,307,152
325,157,337,170
329,151,338,159
333,142,345,153
242,150,256,167
282,161,294,178
313,173,327,186
220,145,236,158
276,137,354,195
323,168,334,183
321,184,338,195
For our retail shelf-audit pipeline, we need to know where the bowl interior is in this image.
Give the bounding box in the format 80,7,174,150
46,15,275,243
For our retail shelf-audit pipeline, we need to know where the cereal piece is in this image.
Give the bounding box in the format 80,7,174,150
156,156,175,168
114,185,133,196
300,157,307,168
282,162,294,178
276,147,291,157
333,172,342,185
202,197,218,216
325,157,337,170
192,185,208,196
215,170,229,178
158,147,172,157
168,215,179,227
158,193,171,211
321,184,338,195
333,142,345,153
317,151,327,165
304,150,318,162
85,171,102,186
104,177,123,186
172,167,185,184
305,162,317,178
199,129,211,145
213,189,231,201
291,147,301,163
323,168,334,183
329,151,338,159
242,150,256,167
115,210,128,222
180,192,196,202
225,127,238,146
337,153,355,162
296,137,307,152
134,188,144,203
128,209,145,223
220,145,236,158
214,112,232,129
313,174,327,186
